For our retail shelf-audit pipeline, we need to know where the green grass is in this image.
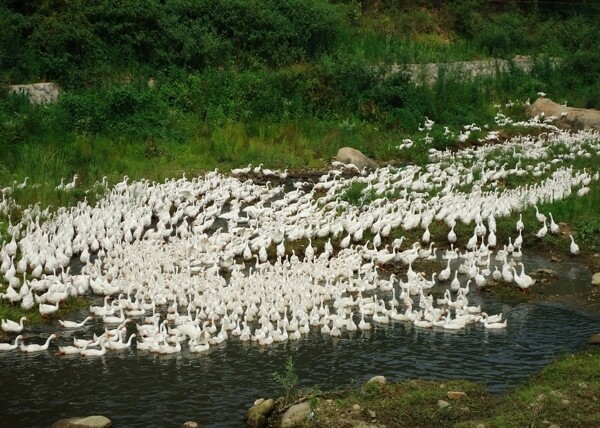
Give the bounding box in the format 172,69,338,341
282,348,600,427
0,295,90,328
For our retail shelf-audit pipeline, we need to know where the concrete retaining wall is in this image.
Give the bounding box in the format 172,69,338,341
8,82,60,104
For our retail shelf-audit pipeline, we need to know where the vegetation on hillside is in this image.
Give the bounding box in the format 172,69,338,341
0,0,599,191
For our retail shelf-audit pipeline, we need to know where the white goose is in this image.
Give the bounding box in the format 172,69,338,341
106,333,137,351
483,314,507,329
450,271,460,292
20,333,57,353
39,301,60,317
569,235,579,255
59,316,93,329
80,337,108,357
512,263,535,291
0,335,24,351
2,316,27,333
516,213,524,231
549,213,560,234
535,219,548,238
56,343,84,355
438,259,451,282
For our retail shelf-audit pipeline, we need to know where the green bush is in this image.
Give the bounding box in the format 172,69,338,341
57,83,168,139
561,49,600,86
475,13,528,57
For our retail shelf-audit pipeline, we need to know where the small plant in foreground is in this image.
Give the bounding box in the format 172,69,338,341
272,356,299,406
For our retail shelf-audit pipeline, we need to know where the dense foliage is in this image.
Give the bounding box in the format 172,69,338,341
1,0,599,185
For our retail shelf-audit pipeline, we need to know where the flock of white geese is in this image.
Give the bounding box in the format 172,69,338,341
0,112,597,356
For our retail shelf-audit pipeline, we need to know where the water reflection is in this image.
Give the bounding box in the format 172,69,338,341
1,277,599,427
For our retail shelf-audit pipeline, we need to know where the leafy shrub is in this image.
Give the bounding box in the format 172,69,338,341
475,14,528,57
340,181,369,206
577,218,600,252
561,49,600,86
57,84,168,139
362,69,434,129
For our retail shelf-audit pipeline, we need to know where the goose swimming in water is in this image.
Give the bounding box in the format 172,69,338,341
20,334,57,353
513,263,535,291
2,316,27,333
80,337,108,357
0,335,24,351
59,316,93,329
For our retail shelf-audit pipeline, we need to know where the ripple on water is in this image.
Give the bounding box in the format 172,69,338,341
0,298,599,427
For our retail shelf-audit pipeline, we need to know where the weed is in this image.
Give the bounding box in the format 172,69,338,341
272,356,299,406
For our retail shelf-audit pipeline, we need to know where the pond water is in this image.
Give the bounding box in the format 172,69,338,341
0,254,598,428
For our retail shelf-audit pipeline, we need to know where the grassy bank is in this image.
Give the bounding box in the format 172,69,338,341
2,1,600,195
269,347,600,427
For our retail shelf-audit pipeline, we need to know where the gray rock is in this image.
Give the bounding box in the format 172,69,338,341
180,421,200,428
335,147,379,171
52,416,112,428
366,375,387,385
352,403,361,411
438,400,450,409
587,332,600,345
280,401,312,428
368,409,376,418
245,398,275,428
180,422,200,428
591,272,600,286
526,98,600,132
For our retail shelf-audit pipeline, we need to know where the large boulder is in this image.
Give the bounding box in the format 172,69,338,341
526,98,600,132
335,147,379,171
280,401,312,428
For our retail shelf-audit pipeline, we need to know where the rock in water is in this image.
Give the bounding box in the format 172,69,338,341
245,398,275,428
591,272,600,286
180,422,200,428
588,332,600,345
335,147,379,171
52,416,112,428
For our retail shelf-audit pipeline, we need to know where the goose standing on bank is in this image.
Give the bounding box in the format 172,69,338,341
549,213,560,234
569,235,579,255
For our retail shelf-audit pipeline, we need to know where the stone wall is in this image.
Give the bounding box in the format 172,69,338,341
395,56,559,85
8,82,60,104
